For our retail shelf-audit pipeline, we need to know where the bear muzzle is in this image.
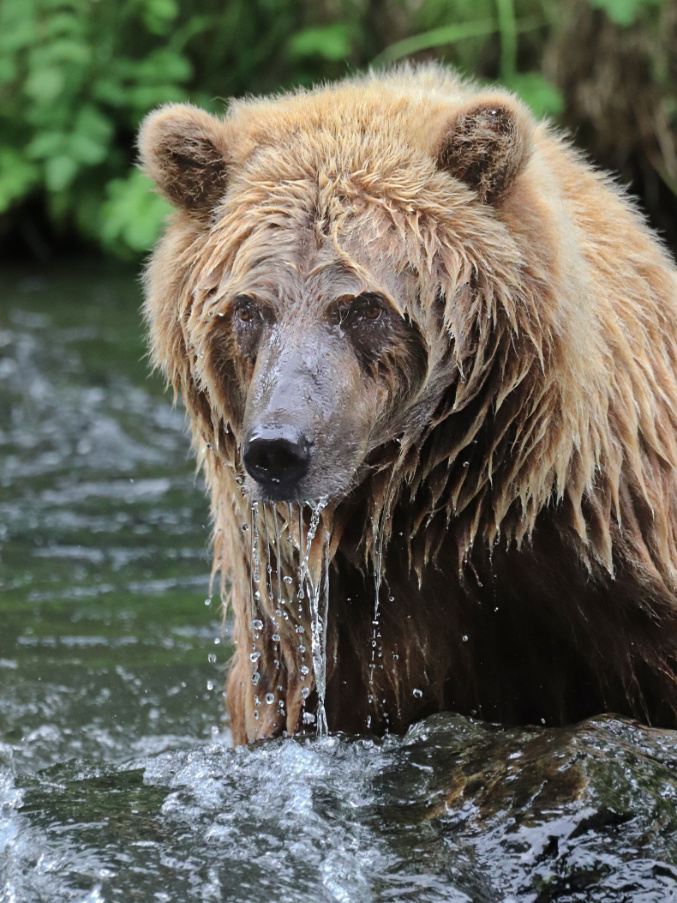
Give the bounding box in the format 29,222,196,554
243,425,314,498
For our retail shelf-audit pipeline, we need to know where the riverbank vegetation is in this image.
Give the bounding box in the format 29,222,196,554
1,0,675,258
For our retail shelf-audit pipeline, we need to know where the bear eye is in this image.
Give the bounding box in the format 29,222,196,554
347,292,385,323
233,295,261,324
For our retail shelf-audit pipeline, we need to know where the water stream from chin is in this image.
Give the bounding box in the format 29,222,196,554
249,497,330,736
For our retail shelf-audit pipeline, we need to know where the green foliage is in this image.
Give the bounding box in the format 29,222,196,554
101,169,173,257
288,24,358,63
0,0,199,252
0,0,673,257
588,0,662,26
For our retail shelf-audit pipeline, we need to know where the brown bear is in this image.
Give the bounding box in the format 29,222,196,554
139,64,677,745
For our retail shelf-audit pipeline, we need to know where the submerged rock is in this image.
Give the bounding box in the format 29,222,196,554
373,714,677,901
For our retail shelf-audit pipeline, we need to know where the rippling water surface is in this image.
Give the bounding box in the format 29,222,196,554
2,264,677,903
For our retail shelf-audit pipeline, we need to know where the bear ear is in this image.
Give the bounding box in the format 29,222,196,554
434,98,533,205
138,104,231,213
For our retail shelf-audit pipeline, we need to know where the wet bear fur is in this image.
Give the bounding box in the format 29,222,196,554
139,65,677,745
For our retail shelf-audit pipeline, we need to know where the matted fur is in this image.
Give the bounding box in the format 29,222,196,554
140,64,677,744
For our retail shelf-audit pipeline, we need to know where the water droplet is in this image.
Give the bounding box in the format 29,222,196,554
206,681,214,691
462,635,468,643
250,651,261,663
388,596,395,602
301,687,311,700
204,598,211,607
242,523,249,531
253,590,261,601
303,712,316,724
413,688,423,698
251,672,260,685
298,645,306,654
253,710,259,719
207,653,216,664
272,633,280,643
283,575,293,584
251,619,263,631
300,665,309,676
265,693,275,705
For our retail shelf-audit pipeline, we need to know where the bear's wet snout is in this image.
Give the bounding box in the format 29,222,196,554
243,427,312,495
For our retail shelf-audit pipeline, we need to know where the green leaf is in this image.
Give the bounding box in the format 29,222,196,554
92,76,127,108
24,65,66,103
44,153,79,192
0,57,18,84
374,21,498,66
288,24,355,62
101,169,173,254
139,0,180,36
126,84,188,114
27,130,68,160
0,0,38,53
501,72,563,118
73,104,114,148
133,48,192,84
0,148,40,211
42,37,91,66
588,0,661,26
373,15,545,66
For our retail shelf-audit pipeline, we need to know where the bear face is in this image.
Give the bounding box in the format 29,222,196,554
140,65,677,744
204,239,429,504
140,74,542,521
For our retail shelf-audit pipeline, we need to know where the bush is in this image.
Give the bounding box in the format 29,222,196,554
0,0,674,258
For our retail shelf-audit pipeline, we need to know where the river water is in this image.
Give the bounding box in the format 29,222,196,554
2,263,677,902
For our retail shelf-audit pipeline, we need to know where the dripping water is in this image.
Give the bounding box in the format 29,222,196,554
248,500,262,713
250,500,260,621
248,497,330,737
367,516,386,730
303,500,329,737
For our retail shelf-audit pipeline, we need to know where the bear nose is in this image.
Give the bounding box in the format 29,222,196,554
243,427,312,491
